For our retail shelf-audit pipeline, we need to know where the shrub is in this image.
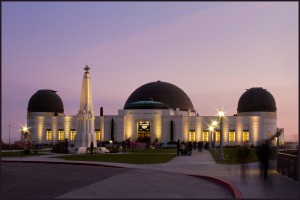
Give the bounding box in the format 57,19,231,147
107,145,119,153
52,141,69,153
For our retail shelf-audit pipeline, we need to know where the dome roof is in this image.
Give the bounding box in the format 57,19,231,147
124,81,194,111
237,87,277,113
125,99,170,109
28,90,64,113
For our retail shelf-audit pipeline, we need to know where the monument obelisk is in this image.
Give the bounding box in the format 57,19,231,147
74,65,97,153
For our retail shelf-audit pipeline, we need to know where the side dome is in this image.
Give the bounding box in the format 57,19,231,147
124,81,195,111
237,87,277,113
27,89,64,113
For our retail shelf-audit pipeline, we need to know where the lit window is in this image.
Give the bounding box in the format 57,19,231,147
202,131,209,142
243,131,249,142
46,129,52,141
189,131,195,142
70,129,76,141
58,130,64,140
215,131,220,142
95,129,100,141
229,131,235,142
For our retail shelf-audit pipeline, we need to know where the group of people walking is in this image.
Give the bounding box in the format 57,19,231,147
176,140,193,156
177,140,211,156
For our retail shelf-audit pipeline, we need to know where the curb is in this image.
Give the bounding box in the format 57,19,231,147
3,160,243,199
188,174,243,199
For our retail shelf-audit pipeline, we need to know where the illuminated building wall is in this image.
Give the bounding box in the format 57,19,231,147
27,110,278,147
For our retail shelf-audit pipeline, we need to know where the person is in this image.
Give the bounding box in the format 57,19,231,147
176,139,181,156
193,141,197,150
188,142,193,156
197,141,201,152
204,142,209,150
90,142,94,154
238,142,249,184
257,140,271,181
181,142,186,155
199,141,203,152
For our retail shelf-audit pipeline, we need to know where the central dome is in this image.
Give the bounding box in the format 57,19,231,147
124,81,194,111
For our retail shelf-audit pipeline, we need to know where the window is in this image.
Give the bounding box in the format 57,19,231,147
46,129,52,141
95,129,100,141
58,129,64,141
189,131,195,142
70,129,76,141
215,131,220,142
229,131,235,142
243,131,249,142
202,131,209,142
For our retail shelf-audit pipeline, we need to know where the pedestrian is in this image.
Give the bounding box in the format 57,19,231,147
257,140,271,181
204,142,209,150
199,141,203,152
176,139,181,156
90,142,94,154
188,142,193,156
181,142,185,155
193,141,197,150
238,142,249,184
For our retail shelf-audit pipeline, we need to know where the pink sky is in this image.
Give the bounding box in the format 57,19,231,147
2,2,298,143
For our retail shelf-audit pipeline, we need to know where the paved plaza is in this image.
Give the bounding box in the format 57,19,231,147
2,149,299,199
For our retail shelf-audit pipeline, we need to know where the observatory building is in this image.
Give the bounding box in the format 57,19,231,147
26,67,284,148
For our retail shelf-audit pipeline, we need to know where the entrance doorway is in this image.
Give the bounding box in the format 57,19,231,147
137,121,151,142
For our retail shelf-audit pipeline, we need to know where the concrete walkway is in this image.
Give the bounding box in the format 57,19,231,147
2,150,299,199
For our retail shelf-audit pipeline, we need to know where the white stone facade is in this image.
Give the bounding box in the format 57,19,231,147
27,109,280,147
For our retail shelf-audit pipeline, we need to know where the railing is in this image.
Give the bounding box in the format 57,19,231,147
277,150,299,181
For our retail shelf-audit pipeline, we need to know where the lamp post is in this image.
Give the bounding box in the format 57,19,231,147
211,120,218,153
209,125,215,153
21,126,29,150
218,109,225,160
9,124,11,144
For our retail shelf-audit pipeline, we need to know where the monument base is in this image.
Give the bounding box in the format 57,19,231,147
68,147,88,154
76,147,88,154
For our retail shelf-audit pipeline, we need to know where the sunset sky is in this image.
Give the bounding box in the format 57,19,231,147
2,2,298,143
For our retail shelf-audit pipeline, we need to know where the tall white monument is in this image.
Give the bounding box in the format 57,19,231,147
74,65,97,153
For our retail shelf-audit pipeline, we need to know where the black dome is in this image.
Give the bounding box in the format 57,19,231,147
124,81,194,111
237,87,277,113
125,99,170,109
28,90,64,113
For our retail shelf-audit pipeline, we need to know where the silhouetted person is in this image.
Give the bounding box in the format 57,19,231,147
238,142,249,183
257,140,271,180
90,142,94,154
177,139,181,156
198,141,203,152
188,142,193,156
193,141,197,150
204,142,209,150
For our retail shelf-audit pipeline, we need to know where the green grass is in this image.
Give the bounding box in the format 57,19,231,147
209,148,276,164
1,151,48,157
53,153,176,164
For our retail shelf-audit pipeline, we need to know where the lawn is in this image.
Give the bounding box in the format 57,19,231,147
209,147,276,164
53,153,176,164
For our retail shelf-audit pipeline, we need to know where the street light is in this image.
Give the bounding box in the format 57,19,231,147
211,120,218,153
21,126,30,151
218,109,225,160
